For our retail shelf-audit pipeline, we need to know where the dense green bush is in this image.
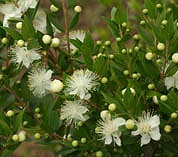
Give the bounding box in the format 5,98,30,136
0,0,178,156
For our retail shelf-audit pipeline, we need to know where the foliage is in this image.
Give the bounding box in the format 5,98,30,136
0,0,178,157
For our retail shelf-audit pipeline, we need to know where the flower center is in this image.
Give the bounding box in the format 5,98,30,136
141,124,151,133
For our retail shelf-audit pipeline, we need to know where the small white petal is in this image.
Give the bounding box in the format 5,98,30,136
141,134,151,146
113,118,126,127
113,135,121,146
150,127,161,141
105,135,112,145
149,115,160,128
131,129,140,136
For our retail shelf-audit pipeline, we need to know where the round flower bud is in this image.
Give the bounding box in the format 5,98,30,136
157,42,165,51
104,40,111,46
34,133,41,139
42,35,52,44
81,137,87,144
125,119,135,129
132,73,138,79
97,53,103,58
156,4,162,8
142,8,148,14
35,107,40,113
50,79,64,93
145,52,154,60
96,40,102,45
147,83,155,90
72,140,78,147
74,5,82,13
152,96,159,105
101,77,108,84
77,121,83,127
100,110,111,120
133,34,140,40
160,95,168,102
12,134,19,142
36,113,42,119
6,110,14,117
172,53,178,63
164,125,172,133
18,131,26,142
17,40,24,47
116,37,121,42
123,70,129,76
167,8,172,13
50,4,59,12
23,121,28,126
171,112,177,119
140,20,146,25
109,54,114,59
16,22,23,30
1,66,6,71
108,103,116,111
137,73,141,78
134,46,139,51
121,22,127,27
128,48,133,54
95,127,100,133
0,74,3,80
121,49,126,54
156,59,162,64
50,38,60,48
122,88,136,96
96,151,103,157
161,20,168,25
67,134,72,141
71,49,78,55
1,37,8,44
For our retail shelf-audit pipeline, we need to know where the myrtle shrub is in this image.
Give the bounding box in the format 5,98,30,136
0,0,178,157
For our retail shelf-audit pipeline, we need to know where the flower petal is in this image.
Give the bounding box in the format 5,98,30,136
150,127,161,141
113,118,126,127
104,135,112,145
149,115,160,128
113,135,121,146
141,134,151,146
131,129,140,136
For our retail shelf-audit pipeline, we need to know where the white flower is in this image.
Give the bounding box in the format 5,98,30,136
10,46,41,68
33,9,47,34
131,112,161,146
96,115,126,146
65,69,99,100
0,0,37,27
18,0,38,13
69,30,86,50
28,67,53,97
165,71,178,90
0,3,22,27
60,100,89,125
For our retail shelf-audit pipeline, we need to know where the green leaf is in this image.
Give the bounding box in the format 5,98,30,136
69,13,79,30
1,27,22,40
104,17,120,37
13,109,25,132
68,0,77,9
80,33,94,70
47,13,54,36
48,13,64,32
0,119,11,136
22,16,36,40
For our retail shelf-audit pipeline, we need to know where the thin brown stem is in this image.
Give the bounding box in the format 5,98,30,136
157,41,169,91
61,0,74,73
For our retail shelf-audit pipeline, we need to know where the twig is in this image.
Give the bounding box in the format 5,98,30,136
61,0,74,73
